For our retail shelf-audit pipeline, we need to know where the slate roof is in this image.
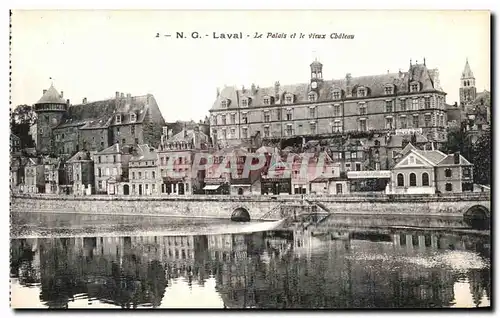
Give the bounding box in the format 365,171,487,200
462,59,474,78
167,129,210,143
211,62,442,110
96,143,122,155
35,85,67,104
386,133,429,148
67,151,92,162
413,149,447,165
130,144,158,162
437,154,472,166
56,94,151,129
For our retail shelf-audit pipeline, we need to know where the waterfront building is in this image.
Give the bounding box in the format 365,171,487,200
93,143,133,195
33,85,166,156
203,146,248,195
10,156,27,193
42,157,64,194
157,126,211,195
209,59,448,155
66,151,95,195
10,133,21,154
388,143,474,194
129,144,160,196
24,158,44,193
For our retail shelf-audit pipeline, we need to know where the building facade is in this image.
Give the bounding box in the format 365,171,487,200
209,59,448,149
24,158,45,193
67,151,95,195
34,86,166,156
94,144,133,195
129,144,161,196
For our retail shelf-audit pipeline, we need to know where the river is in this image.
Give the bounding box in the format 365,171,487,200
10,212,491,309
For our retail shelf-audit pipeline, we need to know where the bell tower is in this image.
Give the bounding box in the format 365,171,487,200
459,58,477,107
34,84,68,154
310,58,323,91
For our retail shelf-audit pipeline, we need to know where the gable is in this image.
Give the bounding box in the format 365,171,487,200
394,152,434,169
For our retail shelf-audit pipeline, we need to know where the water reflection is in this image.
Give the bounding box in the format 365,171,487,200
10,229,490,309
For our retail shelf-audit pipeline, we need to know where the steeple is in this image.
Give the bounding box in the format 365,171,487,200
461,58,475,79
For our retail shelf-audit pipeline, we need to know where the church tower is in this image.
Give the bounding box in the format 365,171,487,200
34,84,68,154
459,58,477,107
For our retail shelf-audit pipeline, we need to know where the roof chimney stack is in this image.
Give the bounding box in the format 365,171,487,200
454,152,460,164
60,91,64,98
82,97,87,104
115,91,120,99
120,92,124,98
43,89,47,95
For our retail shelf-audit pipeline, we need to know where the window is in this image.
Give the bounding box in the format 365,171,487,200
222,115,226,125
422,172,429,186
286,110,293,121
424,97,431,109
145,171,149,179
355,163,361,171
264,126,270,137
113,155,116,163
308,94,316,102
264,112,270,122
285,95,293,104
412,99,419,110
122,138,126,144
241,113,248,124
115,114,121,124
135,138,139,144
221,100,227,108
424,114,431,127
351,152,357,159
400,99,407,111
106,168,110,176
384,117,393,129
132,171,135,179
463,167,471,179
357,88,366,97
230,128,235,138
445,168,452,178
400,117,407,129
241,99,248,107
410,83,419,92
276,109,281,121
333,91,340,99
333,121,342,132
397,173,404,186
412,115,419,128
230,114,236,124
130,113,137,123
112,167,117,176
263,97,270,105
242,128,248,139
385,100,393,112
359,119,367,132
98,156,102,163
445,183,453,191
359,104,367,115
98,168,102,177
384,86,393,95
286,125,293,136
310,122,317,134
409,173,417,186
152,171,156,179
333,105,341,117
309,107,316,118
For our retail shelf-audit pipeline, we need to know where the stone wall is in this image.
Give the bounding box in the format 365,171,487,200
10,193,490,221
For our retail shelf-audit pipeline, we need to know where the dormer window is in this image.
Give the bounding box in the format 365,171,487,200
284,94,294,105
308,92,317,102
221,99,228,108
241,99,248,107
357,87,367,98
263,96,274,106
384,85,394,95
115,114,122,124
130,112,137,123
410,82,420,93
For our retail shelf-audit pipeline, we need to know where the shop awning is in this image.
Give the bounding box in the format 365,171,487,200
203,185,221,190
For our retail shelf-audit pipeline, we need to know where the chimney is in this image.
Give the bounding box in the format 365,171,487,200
115,91,120,99
120,92,124,98
82,97,87,104
43,89,47,95
274,81,280,98
454,102,458,107
60,91,64,98
126,93,132,104
454,152,460,164
251,83,257,95
345,73,352,97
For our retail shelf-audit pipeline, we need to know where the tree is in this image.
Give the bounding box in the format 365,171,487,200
11,104,36,149
471,130,491,185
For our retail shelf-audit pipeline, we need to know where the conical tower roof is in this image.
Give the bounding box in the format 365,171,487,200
461,59,474,79
35,84,67,104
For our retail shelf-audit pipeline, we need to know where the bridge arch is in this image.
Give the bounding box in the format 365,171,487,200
463,205,490,230
231,207,251,222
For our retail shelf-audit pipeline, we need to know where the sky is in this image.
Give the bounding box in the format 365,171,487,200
11,10,490,122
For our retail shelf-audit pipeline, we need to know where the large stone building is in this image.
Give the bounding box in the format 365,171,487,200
209,59,448,149
33,85,166,156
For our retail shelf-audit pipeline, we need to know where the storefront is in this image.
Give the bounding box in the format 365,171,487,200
347,171,391,192
203,178,229,195
261,177,292,195
162,177,190,195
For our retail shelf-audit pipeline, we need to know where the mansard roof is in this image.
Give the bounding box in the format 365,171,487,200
130,144,158,162
35,85,67,105
210,62,443,110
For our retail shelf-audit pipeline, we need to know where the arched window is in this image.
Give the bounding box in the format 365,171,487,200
422,172,429,186
445,169,452,178
409,173,417,186
397,173,404,187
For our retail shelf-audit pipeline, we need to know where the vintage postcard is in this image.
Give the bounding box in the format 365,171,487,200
9,10,491,309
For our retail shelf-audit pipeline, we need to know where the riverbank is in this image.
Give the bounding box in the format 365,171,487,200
10,193,490,222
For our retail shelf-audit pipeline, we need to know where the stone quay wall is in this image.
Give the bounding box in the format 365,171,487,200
10,193,490,221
